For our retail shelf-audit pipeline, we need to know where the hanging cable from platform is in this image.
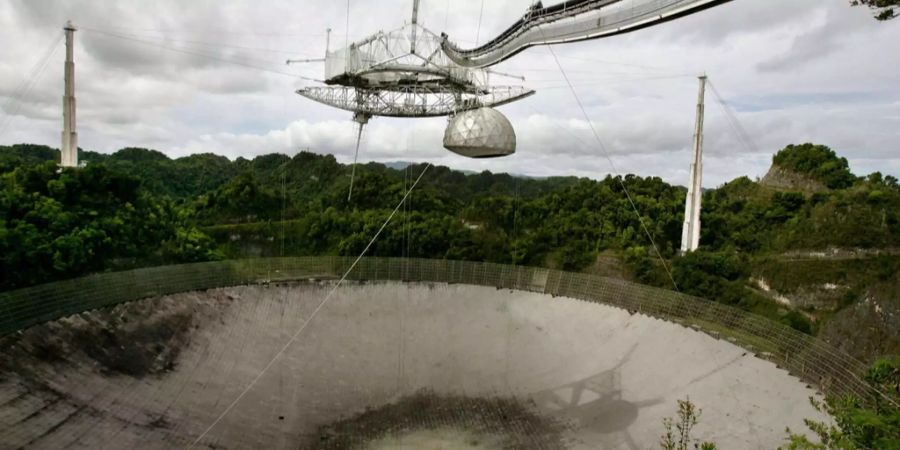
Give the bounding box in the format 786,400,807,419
188,162,433,449
347,111,369,202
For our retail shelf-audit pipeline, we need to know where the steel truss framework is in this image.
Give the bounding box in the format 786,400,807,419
325,24,487,93
302,1,539,119
297,85,534,118
442,0,733,68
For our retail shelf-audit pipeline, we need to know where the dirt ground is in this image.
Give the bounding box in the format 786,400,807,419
0,291,233,379
305,390,568,450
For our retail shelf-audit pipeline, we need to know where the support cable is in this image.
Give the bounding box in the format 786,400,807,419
512,176,520,265
529,73,694,89
541,41,680,291
444,0,451,30
279,95,289,259
555,54,682,73
706,80,760,155
497,66,682,74
664,77,900,409
345,0,351,48
475,0,486,45
0,32,64,141
281,165,287,258
73,27,316,57
347,121,364,201
405,132,414,264
78,28,251,66
79,28,322,82
188,162,432,449
78,24,325,38
526,76,899,408
397,136,412,400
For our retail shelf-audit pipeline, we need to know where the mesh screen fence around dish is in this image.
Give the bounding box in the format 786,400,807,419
0,256,875,404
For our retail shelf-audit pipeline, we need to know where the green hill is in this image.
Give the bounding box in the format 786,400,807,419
763,143,857,190
2,142,898,362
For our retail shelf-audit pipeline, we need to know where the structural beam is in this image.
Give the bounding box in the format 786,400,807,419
442,0,734,68
681,75,706,253
296,85,534,118
60,21,78,168
410,0,420,54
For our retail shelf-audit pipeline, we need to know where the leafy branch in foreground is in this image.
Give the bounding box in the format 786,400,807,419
851,0,898,20
660,398,717,450
782,356,900,450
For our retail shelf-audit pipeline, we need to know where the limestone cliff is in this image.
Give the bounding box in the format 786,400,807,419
760,164,827,192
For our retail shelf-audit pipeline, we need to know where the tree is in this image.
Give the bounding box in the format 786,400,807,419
772,144,856,190
851,0,898,20
195,172,280,224
783,356,900,449
660,398,717,450
0,161,220,290
673,251,748,305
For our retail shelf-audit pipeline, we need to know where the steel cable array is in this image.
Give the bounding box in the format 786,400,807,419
79,27,322,83
0,32,64,141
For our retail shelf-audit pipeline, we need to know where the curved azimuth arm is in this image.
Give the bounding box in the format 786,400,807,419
440,0,733,68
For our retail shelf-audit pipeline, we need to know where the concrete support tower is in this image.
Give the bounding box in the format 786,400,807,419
681,75,707,253
60,21,78,168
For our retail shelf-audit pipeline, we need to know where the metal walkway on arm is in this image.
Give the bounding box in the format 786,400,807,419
441,0,734,68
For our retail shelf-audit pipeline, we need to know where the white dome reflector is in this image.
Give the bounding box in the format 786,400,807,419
443,107,516,158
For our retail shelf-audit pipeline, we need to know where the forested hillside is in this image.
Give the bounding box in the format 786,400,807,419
2,142,898,361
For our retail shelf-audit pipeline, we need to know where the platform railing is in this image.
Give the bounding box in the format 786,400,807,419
0,257,876,403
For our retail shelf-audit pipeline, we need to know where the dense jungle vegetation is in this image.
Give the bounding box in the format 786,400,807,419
3,141,899,446
2,142,899,337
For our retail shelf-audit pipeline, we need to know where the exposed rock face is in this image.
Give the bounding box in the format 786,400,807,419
1,291,233,378
760,165,827,192
751,276,845,311
819,277,900,365
306,390,567,450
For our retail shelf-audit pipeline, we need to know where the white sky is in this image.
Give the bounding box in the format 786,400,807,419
1,0,898,187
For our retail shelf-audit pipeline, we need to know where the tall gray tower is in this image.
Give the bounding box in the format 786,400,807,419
681,75,706,253
60,21,78,168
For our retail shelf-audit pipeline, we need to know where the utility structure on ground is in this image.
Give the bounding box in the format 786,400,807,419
60,21,78,168
681,75,707,253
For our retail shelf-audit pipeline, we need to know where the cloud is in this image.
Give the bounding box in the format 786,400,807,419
756,6,872,73
0,0,898,189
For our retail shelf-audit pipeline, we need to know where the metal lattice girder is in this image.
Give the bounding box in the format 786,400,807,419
296,85,535,118
442,0,733,68
325,23,489,92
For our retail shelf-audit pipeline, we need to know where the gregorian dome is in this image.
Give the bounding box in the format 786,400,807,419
443,107,517,158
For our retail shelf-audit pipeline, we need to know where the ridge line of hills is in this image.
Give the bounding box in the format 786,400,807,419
1,142,898,363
